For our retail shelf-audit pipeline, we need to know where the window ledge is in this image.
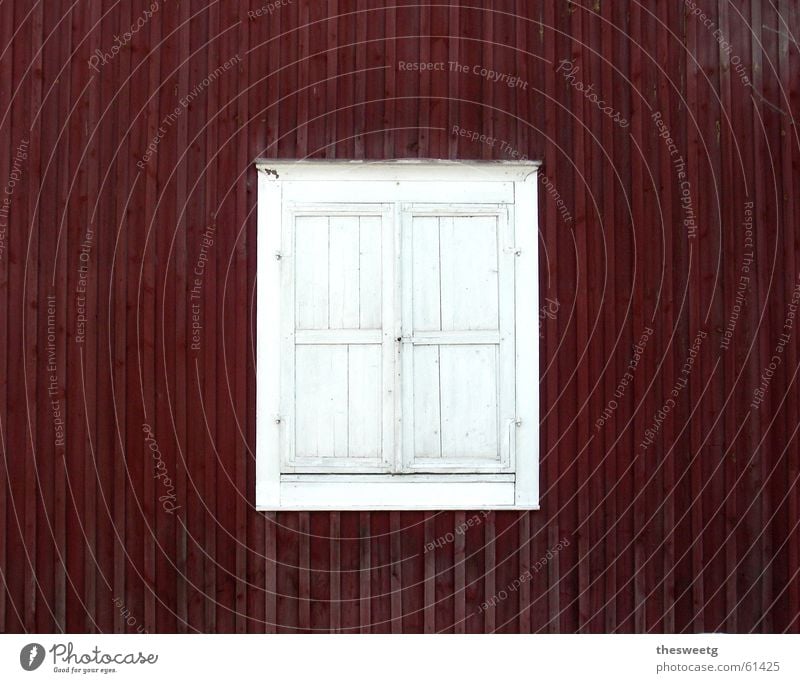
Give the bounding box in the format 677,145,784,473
256,475,539,511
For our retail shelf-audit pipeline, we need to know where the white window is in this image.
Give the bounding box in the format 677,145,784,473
256,160,540,510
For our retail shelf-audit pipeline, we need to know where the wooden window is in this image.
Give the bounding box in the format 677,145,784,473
256,161,540,510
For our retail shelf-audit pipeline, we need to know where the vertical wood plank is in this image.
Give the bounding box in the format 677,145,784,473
778,0,799,635
423,512,435,632
265,513,277,633
389,510,401,633
295,216,330,330
359,511,371,632
411,216,440,332
358,216,382,329
295,345,348,459
328,216,360,329
330,511,341,632
454,511,466,633
439,346,498,460
204,0,220,634
298,512,311,631
0,0,13,634
348,345,381,458
24,0,43,633
439,216,498,332
411,346,441,459
483,511,496,633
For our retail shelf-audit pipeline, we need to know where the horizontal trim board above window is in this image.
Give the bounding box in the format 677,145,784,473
255,158,541,182
281,180,514,204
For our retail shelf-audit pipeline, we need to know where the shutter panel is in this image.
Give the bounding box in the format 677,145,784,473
401,206,516,472
283,205,394,472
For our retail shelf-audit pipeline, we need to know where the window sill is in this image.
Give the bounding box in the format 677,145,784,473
256,475,539,511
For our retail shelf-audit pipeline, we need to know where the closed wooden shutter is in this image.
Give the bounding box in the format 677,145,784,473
282,204,395,472
400,205,515,473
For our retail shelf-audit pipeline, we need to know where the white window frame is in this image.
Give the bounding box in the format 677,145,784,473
256,160,540,510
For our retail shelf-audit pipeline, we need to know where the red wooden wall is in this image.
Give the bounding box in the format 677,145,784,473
1,0,798,633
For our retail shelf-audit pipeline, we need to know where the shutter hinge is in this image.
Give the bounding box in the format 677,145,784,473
504,245,522,256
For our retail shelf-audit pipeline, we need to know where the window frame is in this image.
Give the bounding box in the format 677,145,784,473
256,160,540,510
